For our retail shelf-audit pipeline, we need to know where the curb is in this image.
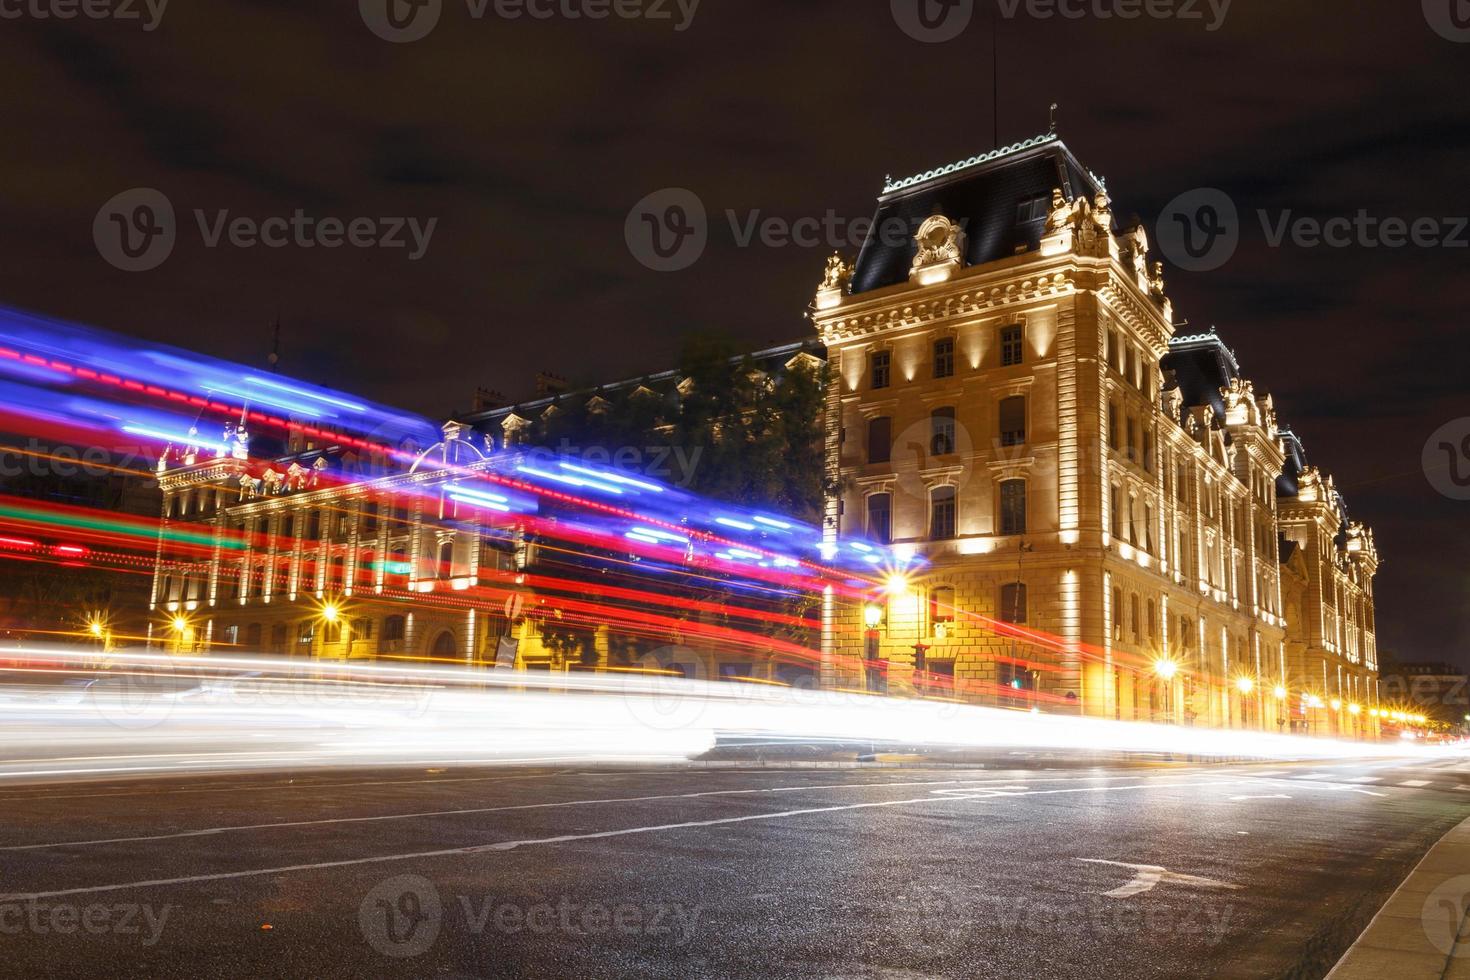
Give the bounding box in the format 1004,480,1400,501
1327,813,1470,979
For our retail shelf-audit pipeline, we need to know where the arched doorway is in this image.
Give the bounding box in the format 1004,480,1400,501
431,630,456,659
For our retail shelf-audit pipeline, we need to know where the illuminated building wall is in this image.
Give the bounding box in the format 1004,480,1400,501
812,134,1380,729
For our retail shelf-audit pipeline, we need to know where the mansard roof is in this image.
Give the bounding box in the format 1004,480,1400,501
1161,328,1242,422
851,134,1107,295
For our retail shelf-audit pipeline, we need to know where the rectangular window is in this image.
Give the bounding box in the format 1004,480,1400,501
1001,325,1024,367
930,587,956,626
871,350,891,390
931,408,956,456
999,396,1026,447
1016,195,1049,223
999,582,1028,624
868,417,892,464
930,486,957,541
999,480,1027,536
866,494,892,545
933,337,955,379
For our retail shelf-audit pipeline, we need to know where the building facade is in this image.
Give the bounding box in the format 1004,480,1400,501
146,134,1386,735
811,134,1381,731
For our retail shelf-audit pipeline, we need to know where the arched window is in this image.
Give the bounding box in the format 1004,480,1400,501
930,486,957,540
431,631,456,658
437,540,454,581
244,623,262,649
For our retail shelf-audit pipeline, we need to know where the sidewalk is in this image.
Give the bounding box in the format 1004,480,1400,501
1328,814,1470,978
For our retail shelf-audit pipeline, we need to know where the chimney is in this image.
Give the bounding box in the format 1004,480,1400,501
472,387,507,413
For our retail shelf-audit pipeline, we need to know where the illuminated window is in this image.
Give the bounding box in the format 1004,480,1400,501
871,350,891,390
1113,587,1124,639
382,615,406,643
933,337,955,379
999,480,1027,535
930,586,956,626
930,486,957,541
1001,325,1024,367
999,582,1027,624
866,494,892,545
999,396,1026,447
298,621,315,647
868,417,892,464
931,408,956,455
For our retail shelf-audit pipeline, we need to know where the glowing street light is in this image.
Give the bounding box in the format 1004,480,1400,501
1274,685,1288,700
1348,703,1362,716
1236,677,1255,695
863,604,883,629
1153,658,1179,680
1330,698,1343,712
321,603,341,624
884,573,911,597
171,616,188,633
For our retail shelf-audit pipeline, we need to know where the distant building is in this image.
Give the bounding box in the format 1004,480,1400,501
1378,662,1468,727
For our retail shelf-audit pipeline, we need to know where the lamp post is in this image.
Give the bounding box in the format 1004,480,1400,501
1236,676,1256,730
1153,658,1179,724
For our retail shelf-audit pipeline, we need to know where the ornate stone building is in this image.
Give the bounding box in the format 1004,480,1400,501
811,134,1381,730
146,134,1385,734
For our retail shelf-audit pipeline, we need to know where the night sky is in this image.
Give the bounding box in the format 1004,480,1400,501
1,1,1466,665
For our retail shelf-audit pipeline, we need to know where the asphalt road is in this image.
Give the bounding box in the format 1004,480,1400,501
1,757,1468,979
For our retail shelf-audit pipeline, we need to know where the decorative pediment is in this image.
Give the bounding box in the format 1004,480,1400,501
909,214,966,286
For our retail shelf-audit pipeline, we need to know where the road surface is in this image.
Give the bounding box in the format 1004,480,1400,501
1,757,1467,978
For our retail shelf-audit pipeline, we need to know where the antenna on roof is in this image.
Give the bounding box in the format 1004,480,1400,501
992,4,1000,148
1049,103,1059,135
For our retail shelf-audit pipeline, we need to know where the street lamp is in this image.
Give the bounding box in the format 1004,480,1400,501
1152,659,1178,724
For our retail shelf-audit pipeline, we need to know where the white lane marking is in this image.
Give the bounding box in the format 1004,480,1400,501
1249,771,1287,777
0,776,1100,853
0,770,571,804
0,779,1262,901
1347,777,1382,783
1399,780,1432,788
1229,794,1291,802
1294,774,1330,780
1075,859,1243,899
